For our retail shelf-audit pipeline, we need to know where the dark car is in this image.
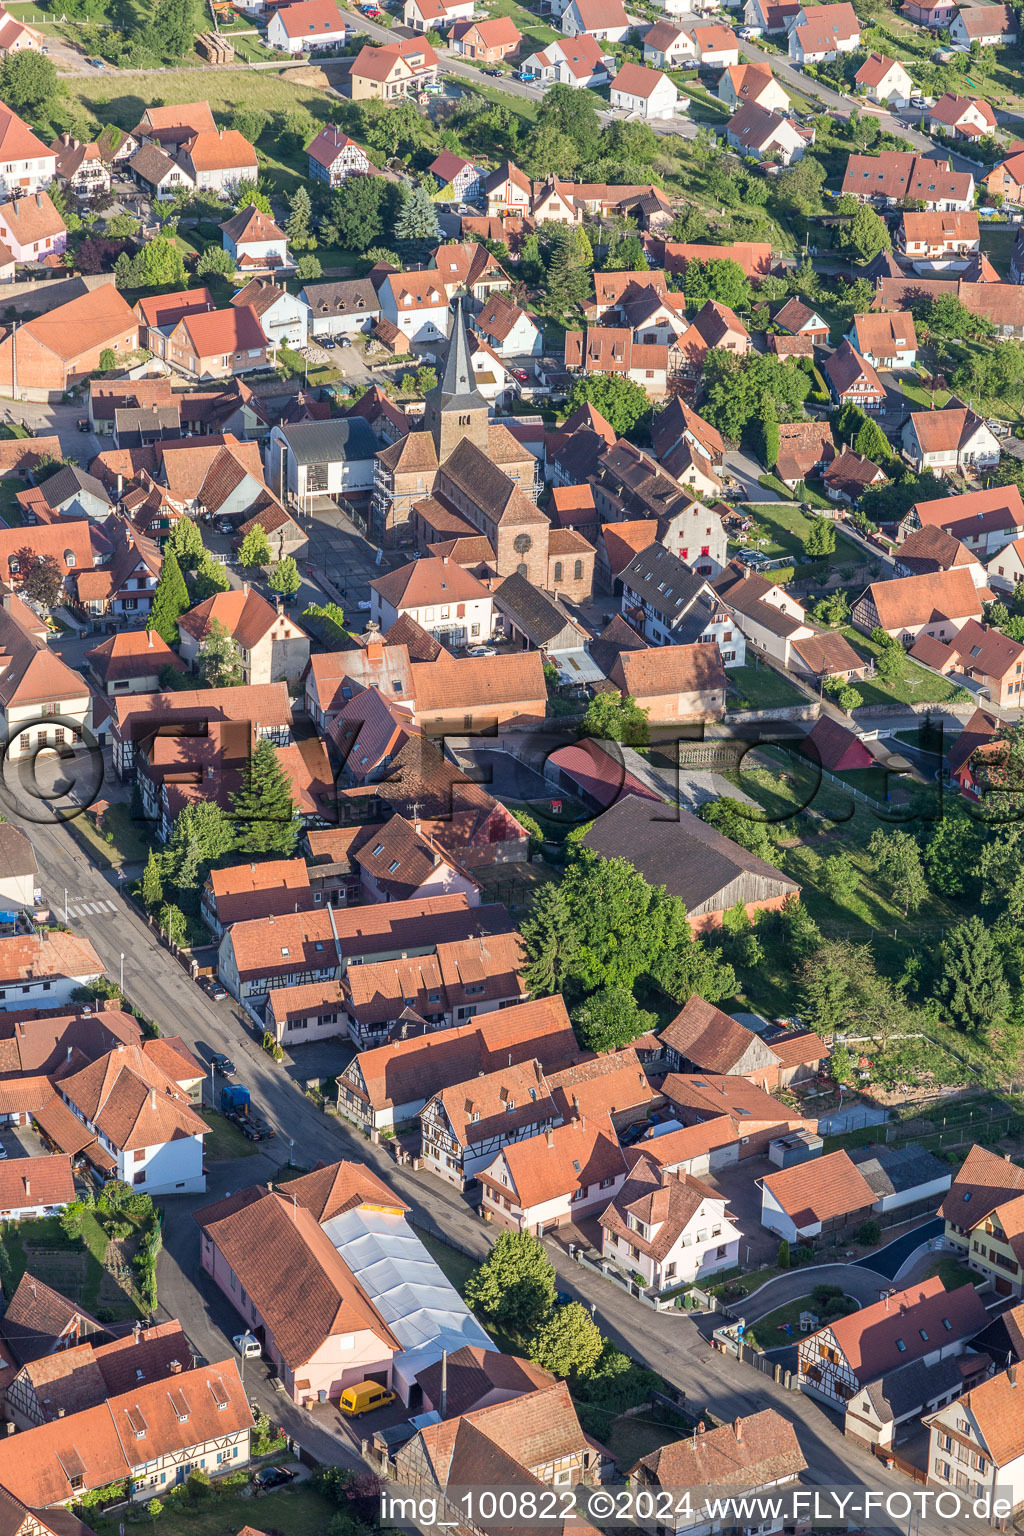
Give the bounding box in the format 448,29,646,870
216,519,234,535
483,66,501,74
210,1052,236,1076
252,1466,295,1492
77,418,91,433
320,335,336,349
202,977,228,1001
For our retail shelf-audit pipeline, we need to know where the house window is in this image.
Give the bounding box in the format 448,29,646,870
553,561,563,583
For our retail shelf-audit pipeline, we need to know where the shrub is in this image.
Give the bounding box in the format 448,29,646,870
856,1219,882,1246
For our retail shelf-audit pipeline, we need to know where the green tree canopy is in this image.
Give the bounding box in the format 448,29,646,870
919,293,995,341
935,914,1009,1034
800,937,910,1040
867,827,926,914
146,547,189,645
564,373,649,436
581,692,649,745
268,556,301,598
805,518,836,557
698,795,777,865
196,619,245,689
238,526,272,569
840,205,891,263
572,986,657,1053
395,182,440,244
536,82,601,162
115,236,187,290
853,415,892,464
330,174,404,254
0,51,58,117
166,515,204,571
683,258,752,314
465,1231,555,1330
699,351,811,440
529,1303,604,1378
231,737,301,856
235,181,273,217
196,245,236,278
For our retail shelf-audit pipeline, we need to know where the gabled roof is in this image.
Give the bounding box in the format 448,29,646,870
862,567,983,630
180,128,257,173
483,1115,625,1209
280,1158,407,1223
220,203,286,245
948,1367,1024,1467
173,304,266,358
15,283,137,365
820,1276,988,1381
611,61,672,98
58,1042,207,1153
636,1408,805,1490
761,1148,875,1226
371,554,490,609
660,996,779,1074
415,1344,552,1419
939,1143,1024,1226
613,640,725,700
852,309,917,354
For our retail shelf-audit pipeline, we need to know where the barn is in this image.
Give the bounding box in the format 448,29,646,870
800,715,875,772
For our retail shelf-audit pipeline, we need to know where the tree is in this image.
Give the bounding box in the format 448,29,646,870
234,181,273,217
147,1499,163,1523
683,258,752,314
871,627,907,687
167,515,204,571
231,737,301,856
572,986,656,1053
699,796,777,865
581,691,649,745
829,1043,854,1084
285,184,313,250
570,223,593,270
104,212,140,240
699,351,811,440
772,155,825,215
651,927,736,1007
268,556,301,598
565,374,649,436
140,849,163,912
295,253,322,282
115,236,187,290
758,400,780,469
545,226,591,312
522,846,694,1002
466,1230,555,1330
529,1303,604,1379
196,245,236,277
800,938,910,1038
805,518,835,557
238,526,271,569
146,547,189,645
151,0,196,56
600,231,645,272
331,174,403,254
777,1239,790,1269
232,107,269,146
936,914,1009,1033
868,827,926,914
921,293,994,341
191,549,230,602
924,808,980,897
165,801,234,887
536,83,601,163
157,902,188,947
821,852,859,904
196,619,245,689
18,553,64,609
97,347,116,374
840,204,891,263
394,182,440,244
0,51,58,117
853,415,892,464
810,590,850,627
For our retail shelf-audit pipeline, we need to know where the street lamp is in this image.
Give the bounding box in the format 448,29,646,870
63,888,68,924
119,952,124,994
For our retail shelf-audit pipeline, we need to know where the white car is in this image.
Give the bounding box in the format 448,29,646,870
233,1332,261,1359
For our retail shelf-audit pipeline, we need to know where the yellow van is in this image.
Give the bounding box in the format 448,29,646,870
339,1380,396,1416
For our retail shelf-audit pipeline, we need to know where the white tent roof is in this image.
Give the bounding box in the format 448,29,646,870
322,1206,495,1392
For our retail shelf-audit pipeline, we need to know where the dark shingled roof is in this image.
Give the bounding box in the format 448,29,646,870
849,1141,950,1199
277,417,376,464
492,572,582,648
581,793,798,911
863,1353,981,1426
619,543,706,619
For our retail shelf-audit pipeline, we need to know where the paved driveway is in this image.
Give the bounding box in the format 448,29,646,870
731,1262,893,1325
854,1217,944,1279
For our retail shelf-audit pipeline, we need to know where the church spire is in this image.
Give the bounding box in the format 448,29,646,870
436,295,486,409
424,295,491,461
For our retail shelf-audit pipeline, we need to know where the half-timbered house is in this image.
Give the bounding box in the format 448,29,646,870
420,1058,561,1187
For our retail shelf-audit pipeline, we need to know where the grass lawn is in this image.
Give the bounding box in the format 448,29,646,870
838,626,964,706
747,1297,823,1347
919,1254,979,1291
91,1484,338,1536
0,475,26,527
482,0,558,49
727,662,808,710
97,801,153,864
741,502,865,576
201,1109,260,1162
4,1212,148,1321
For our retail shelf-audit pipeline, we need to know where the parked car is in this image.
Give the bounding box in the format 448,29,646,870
511,367,529,383
357,598,372,611
216,518,234,535
210,1051,236,1076
87,56,105,67
320,335,336,349
234,1332,261,1359
339,336,352,347
467,645,497,657
253,1466,295,1490
202,976,229,1002
483,66,501,74
77,418,91,433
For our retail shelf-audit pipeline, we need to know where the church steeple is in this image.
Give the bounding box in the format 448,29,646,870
424,296,490,462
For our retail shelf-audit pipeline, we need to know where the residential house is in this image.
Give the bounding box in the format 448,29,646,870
132,102,216,148
520,34,612,85
432,243,510,305
841,152,975,210
0,599,94,770
609,63,679,120
853,567,983,643
901,0,954,24
711,561,818,669
267,417,376,508
348,37,439,99
301,277,380,339
855,52,914,104
618,546,720,643
599,1153,741,1292
50,134,110,200
561,0,629,40
0,7,42,56
220,206,292,275
352,813,481,906
109,677,292,782
479,1114,628,1234
986,535,1024,590
850,310,918,368
0,1360,253,1507
788,1,860,61
128,142,194,200
823,448,888,504
16,463,110,522
0,189,65,263
0,1154,74,1220
474,293,543,356
0,101,55,197
759,1149,876,1242
719,62,791,112
984,151,1024,207
687,22,740,64
902,399,1000,475
267,0,350,51
565,328,669,396
177,130,258,196
403,0,473,26
166,305,270,380
70,525,162,626
772,420,835,485
929,91,997,140
896,523,985,581
413,1345,554,1418
369,556,494,647
676,300,750,373
899,210,979,260
338,993,578,1130
428,152,482,203
925,1367,1024,1508
449,15,521,59
823,339,885,408
232,277,307,350
420,1058,560,1188
949,3,1017,45
135,288,215,359
177,586,310,685
400,644,548,730
202,858,315,938
726,103,807,164
630,1411,806,1535
660,994,827,1089
306,124,371,185
941,1143,1024,1296
379,271,451,344
0,824,36,909
798,1276,989,1409
899,483,1024,557
645,21,696,66
743,0,800,31
582,794,800,934
609,641,730,721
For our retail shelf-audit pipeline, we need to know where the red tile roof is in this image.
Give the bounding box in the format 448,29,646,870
637,1409,805,1487
818,1276,987,1380
761,1148,875,1226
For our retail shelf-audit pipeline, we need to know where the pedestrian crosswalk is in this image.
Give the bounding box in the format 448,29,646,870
62,899,119,920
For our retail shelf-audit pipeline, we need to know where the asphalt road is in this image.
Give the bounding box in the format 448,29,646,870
3,804,992,1523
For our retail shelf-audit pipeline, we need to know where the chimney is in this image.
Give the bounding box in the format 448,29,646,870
546,1128,553,1148
57,1407,65,1418
439,1349,447,1418
243,581,250,596
133,1321,142,1343
35,192,41,208
169,1359,182,1374
442,555,449,565
734,1417,743,1443
1011,1365,1018,1388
